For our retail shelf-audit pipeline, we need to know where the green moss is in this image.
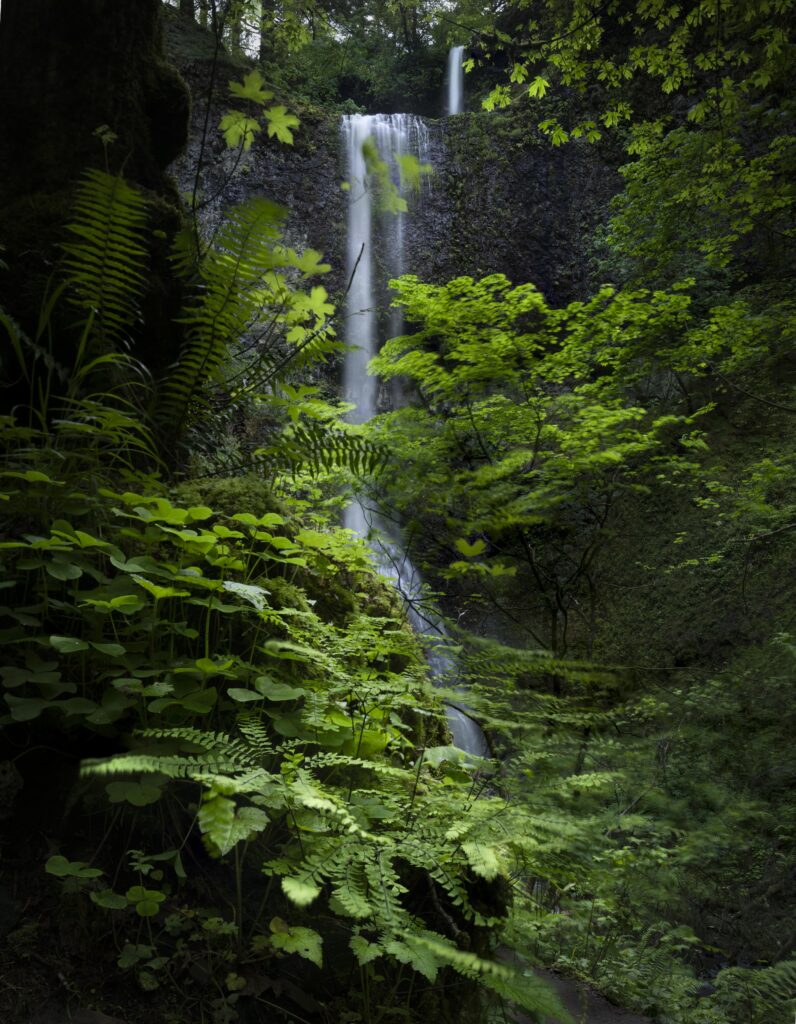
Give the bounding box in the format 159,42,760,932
173,473,286,520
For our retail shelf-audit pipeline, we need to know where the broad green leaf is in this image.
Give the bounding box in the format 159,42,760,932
231,512,285,527
222,580,269,609
281,875,320,907
126,886,166,917
5,695,47,721
220,110,262,151
264,105,300,145
227,687,263,703
350,935,383,966
228,70,272,105
254,677,306,701
50,635,89,654
90,889,128,910
131,574,190,601
45,559,83,581
269,917,323,967
454,538,487,558
106,781,163,807
396,153,432,193
91,641,126,657
46,855,102,879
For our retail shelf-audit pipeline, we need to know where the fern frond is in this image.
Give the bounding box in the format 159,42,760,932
236,710,273,755
255,423,389,479
407,932,574,1022
157,197,285,433
80,726,261,781
61,169,150,349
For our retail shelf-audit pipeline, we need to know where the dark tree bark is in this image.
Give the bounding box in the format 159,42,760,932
0,0,191,399
259,0,276,64
0,0,188,203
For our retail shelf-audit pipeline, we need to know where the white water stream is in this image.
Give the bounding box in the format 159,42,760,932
340,101,488,759
445,45,465,116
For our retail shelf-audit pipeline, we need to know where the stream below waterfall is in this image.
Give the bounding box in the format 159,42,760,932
340,49,488,758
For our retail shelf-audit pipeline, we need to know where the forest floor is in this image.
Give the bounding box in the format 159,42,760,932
532,970,654,1024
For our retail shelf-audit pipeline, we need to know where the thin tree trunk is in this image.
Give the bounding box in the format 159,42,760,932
259,0,277,64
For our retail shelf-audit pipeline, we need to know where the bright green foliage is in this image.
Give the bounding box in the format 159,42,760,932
369,273,700,654
0,383,569,1022
481,0,795,136
220,70,299,149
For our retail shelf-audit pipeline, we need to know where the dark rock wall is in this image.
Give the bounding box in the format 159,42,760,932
170,58,348,298
416,111,621,305
170,56,620,320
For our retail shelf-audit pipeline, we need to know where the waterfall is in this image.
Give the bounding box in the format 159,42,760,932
445,45,465,115
357,506,490,758
341,113,429,425
340,111,488,758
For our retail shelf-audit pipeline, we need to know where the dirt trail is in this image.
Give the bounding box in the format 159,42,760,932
528,970,656,1024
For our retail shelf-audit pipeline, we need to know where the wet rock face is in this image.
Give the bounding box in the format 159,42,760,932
171,55,619,315
403,113,622,306
170,59,348,298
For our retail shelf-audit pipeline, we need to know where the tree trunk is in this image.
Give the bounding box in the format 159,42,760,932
259,0,276,64
0,0,191,394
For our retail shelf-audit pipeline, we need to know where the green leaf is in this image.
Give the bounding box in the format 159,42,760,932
231,512,285,527
254,677,306,701
228,70,273,105
264,105,300,145
462,842,503,881
227,687,263,703
181,687,218,714
528,75,549,98
454,538,487,558
46,855,102,879
220,110,262,151
131,574,190,601
222,580,269,610
350,935,383,966
45,559,83,581
396,153,433,193
106,780,163,807
92,641,126,657
288,249,331,277
126,886,166,917
269,917,323,967
281,875,320,907
4,695,47,721
50,635,89,654
90,889,128,910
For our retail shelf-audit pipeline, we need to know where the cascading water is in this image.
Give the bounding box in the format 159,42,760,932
341,113,430,423
340,111,488,758
445,45,465,115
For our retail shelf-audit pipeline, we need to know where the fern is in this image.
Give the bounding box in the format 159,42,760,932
407,932,574,1022
157,197,285,433
254,422,389,478
714,959,796,1023
81,726,262,781
61,169,150,349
